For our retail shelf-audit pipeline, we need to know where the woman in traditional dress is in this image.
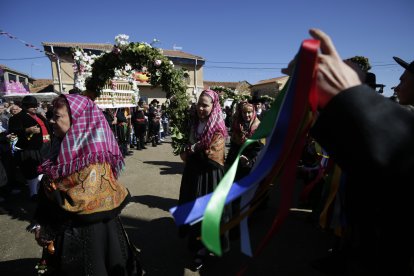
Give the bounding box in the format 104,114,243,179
30,94,140,275
224,101,264,240
225,101,262,180
178,89,228,268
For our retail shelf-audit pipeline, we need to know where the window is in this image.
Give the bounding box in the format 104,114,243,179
8,73,17,82
19,76,26,83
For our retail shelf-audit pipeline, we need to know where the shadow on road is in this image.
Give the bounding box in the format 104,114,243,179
0,258,38,276
0,187,36,222
130,195,178,212
121,215,195,276
143,160,184,175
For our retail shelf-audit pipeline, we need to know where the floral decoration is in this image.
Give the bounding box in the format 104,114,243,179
72,48,100,91
210,85,251,108
82,34,190,155
35,259,48,275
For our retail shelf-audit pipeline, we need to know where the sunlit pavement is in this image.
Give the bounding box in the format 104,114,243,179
0,137,334,275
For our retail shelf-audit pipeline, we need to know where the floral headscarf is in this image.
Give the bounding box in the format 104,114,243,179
40,94,124,180
195,89,228,149
231,101,260,145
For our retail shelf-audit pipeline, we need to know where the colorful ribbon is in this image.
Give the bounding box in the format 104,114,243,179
319,164,342,228
170,39,320,257
299,143,330,202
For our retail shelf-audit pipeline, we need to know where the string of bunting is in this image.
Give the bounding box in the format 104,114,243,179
0,30,58,59
170,39,321,258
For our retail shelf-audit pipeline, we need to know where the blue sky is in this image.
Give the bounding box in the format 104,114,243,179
1,0,413,96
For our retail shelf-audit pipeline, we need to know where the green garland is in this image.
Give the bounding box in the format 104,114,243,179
210,85,251,109
84,42,190,155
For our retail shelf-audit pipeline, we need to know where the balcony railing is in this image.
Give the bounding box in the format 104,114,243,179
0,81,30,94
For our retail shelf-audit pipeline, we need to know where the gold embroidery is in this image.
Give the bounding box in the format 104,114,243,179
205,133,225,165
46,163,128,215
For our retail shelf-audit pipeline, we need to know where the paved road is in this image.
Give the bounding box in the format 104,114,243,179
0,138,334,276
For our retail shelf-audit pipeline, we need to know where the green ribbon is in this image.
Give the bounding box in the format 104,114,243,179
201,81,288,256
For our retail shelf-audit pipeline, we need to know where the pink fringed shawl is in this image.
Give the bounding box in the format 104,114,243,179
196,90,228,149
40,94,124,180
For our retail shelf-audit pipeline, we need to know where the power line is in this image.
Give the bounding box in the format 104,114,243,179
204,63,399,70
0,56,47,61
371,63,398,67
204,65,283,70
206,61,288,65
0,30,58,59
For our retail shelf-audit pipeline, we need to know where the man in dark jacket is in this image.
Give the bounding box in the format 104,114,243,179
131,99,147,150
303,28,414,276
8,95,51,200
148,99,161,147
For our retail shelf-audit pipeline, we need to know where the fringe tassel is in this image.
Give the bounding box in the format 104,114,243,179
40,153,125,180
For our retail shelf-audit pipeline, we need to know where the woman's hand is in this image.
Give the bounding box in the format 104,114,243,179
180,151,187,163
240,155,250,167
34,228,52,247
190,142,201,153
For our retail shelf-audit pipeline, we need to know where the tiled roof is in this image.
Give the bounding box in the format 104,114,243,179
31,84,54,93
42,42,113,52
0,64,31,78
31,79,54,93
33,79,53,86
255,76,289,85
162,50,204,60
42,42,204,60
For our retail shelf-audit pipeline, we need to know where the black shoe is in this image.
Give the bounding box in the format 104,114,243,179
30,194,38,202
136,147,142,150
193,258,203,271
192,248,208,271
310,251,346,274
141,146,147,149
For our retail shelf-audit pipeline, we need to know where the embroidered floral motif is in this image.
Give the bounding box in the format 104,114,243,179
46,163,128,214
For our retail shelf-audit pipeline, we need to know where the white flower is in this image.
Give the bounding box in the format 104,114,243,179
154,60,162,67
169,60,175,67
115,34,130,47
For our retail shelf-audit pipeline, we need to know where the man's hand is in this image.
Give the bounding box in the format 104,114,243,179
309,28,362,108
26,125,40,134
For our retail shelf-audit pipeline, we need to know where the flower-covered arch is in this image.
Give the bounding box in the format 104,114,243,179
210,85,251,109
82,35,190,154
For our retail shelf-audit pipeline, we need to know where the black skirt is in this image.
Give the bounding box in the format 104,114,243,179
19,141,50,179
178,151,230,252
42,216,136,276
